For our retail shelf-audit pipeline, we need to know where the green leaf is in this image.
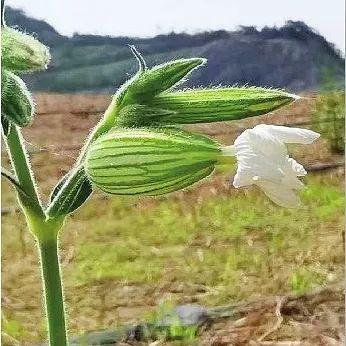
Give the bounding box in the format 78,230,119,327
47,166,92,218
1,27,50,73
1,167,29,197
119,57,206,106
147,87,298,124
84,127,219,196
1,70,34,127
1,167,40,213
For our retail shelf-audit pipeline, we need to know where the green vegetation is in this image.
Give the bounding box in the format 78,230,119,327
313,91,345,153
312,67,345,153
73,174,344,294
2,314,30,343
143,302,199,343
290,268,326,295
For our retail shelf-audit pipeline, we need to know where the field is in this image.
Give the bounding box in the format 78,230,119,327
1,93,344,345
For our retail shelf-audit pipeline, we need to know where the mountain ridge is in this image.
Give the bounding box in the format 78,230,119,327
5,6,345,93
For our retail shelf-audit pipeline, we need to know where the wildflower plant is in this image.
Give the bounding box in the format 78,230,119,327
312,67,345,153
1,2,320,345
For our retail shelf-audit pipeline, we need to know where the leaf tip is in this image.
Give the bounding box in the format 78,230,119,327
129,45,147,72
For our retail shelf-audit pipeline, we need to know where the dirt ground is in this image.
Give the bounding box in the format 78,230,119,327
199,285,344,346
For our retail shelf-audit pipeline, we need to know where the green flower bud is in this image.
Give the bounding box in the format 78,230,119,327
47,166,92,218
1,27,50,73
1,69,34,127
84,128,220,195
146,87,298,124
119,54,206,106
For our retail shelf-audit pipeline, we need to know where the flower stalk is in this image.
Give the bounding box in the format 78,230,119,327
4,124,67,345
39,238,67,346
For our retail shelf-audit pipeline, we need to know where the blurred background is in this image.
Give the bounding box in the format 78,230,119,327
3,0,345,92
2,1,345,345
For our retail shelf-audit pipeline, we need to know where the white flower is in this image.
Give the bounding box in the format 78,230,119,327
223,124,320,208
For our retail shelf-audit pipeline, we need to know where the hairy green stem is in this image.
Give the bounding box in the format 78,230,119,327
4,124,67,345
76,95,120,165
5,124,44,217
39,238,67,346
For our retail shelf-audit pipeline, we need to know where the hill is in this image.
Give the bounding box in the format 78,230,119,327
5,6,345,93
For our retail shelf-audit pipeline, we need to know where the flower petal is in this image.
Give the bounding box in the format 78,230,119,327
234,130,286,182
255,124,320,144
255,179,301,208
246,126,287,158
287,157,307,176
281,174,305,190
233,168,253,187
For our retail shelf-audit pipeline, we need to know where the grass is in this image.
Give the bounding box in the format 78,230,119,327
142,301,199,344
2,169,344,344
73,174,343,289
2,314,30,343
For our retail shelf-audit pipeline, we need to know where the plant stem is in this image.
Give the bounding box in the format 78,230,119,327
4,124,67,345
76,95,119,165
39,237,67,346
5,124,44,216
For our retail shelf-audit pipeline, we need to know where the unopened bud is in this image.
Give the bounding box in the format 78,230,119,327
147,87,298,124
119,56,205,106
1,70,34,127
1,27,50,73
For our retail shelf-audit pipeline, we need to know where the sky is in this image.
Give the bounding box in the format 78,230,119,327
7,0,345,53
